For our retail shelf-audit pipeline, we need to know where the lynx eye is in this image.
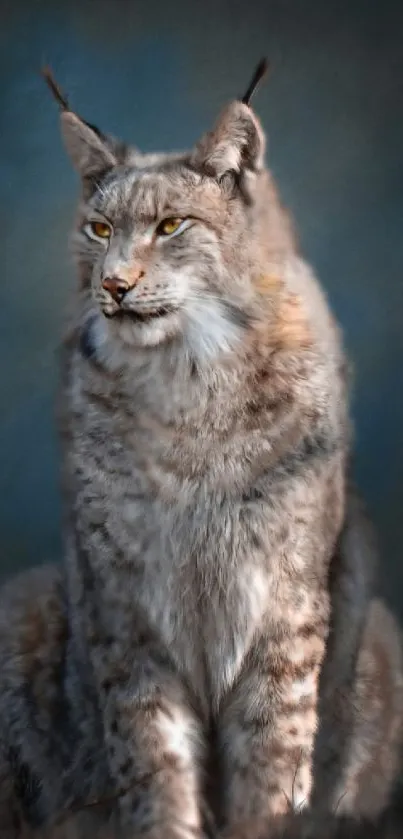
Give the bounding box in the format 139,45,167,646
156,217,185,237
86,221,112,240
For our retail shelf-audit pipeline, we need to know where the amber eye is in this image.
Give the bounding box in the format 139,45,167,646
156,217,184,237
88,221,112,240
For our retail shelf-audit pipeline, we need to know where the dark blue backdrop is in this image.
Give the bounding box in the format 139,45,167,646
0,0,402,615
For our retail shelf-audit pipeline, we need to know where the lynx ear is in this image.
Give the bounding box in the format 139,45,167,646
191,58,269,194
60,111,118,179
191,101,266,186
42,66,117,180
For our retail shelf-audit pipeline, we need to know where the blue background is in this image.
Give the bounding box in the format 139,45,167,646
0,0,402,615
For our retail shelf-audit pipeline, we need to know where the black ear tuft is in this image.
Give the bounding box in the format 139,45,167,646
241,58,270,106
42,66,118,181
42,65,69,111
190,58,270,188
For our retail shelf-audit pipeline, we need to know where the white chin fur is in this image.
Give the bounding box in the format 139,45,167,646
113,311,181,348
88,295,243,372
88,310,181,367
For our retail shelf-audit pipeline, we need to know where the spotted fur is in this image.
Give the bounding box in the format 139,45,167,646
0,561,401,838
12,86,398,837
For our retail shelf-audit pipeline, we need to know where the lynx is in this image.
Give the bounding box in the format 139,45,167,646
57,64,349,835
0,64,399,838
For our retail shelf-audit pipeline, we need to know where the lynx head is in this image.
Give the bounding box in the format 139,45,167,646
49,63,293,363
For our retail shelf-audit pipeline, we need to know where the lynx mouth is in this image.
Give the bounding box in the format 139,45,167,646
104,306,177,324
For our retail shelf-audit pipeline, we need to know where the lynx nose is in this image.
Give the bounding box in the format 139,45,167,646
102,277,131,305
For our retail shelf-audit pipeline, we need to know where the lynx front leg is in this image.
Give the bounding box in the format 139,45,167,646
69,532,204,838
96,649,203,839
218,623,327,834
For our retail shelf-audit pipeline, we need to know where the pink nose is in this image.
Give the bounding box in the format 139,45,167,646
101,277,130,305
